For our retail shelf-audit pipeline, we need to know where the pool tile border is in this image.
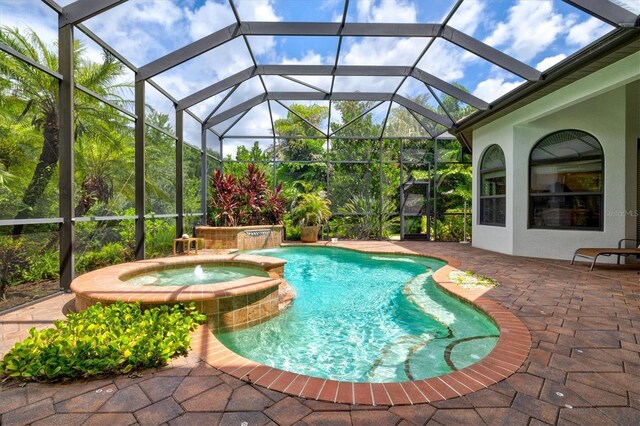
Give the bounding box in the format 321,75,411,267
189,243,531,406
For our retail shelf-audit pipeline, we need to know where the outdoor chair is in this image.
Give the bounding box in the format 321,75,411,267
571,239,640,271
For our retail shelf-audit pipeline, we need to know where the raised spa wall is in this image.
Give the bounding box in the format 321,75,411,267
71,254,295,333
195,225,283,251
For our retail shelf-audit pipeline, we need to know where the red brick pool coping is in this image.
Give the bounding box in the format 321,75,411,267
189,243,532,406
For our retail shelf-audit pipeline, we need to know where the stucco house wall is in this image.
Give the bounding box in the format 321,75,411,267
472,52,640,260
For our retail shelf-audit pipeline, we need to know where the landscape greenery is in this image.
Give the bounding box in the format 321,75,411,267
0,27,472,307
0,301,205,381
208,163,286,227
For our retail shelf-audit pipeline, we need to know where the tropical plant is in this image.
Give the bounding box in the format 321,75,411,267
208,164,286,227
0,302,205,381
209,169,240,226
291,192,332,227
0,27,130,235
332,196,399,240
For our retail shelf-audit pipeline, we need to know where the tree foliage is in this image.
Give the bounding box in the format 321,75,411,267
0,27,130,234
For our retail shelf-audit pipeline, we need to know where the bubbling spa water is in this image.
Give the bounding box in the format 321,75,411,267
126,264,269,286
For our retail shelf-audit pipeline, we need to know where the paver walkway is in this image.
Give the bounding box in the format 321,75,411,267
1,241,639,425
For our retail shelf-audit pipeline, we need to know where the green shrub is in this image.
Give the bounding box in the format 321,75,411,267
75,242,127,273
0,301,206,381
283,215,300,240
435,215,472,242
0,237,30,299
22,249,59,282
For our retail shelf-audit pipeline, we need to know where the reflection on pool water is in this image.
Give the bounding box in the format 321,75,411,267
216,246,499,383
126,265,269,286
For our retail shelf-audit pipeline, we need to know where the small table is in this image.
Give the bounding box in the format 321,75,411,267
173,238,204,256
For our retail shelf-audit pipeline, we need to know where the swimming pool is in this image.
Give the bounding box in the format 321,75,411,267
216,246,499,383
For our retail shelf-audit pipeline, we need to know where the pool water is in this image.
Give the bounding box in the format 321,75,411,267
216,246,499,382
126,265,268,286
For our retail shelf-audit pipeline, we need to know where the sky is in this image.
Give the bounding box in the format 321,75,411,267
2,0,638,151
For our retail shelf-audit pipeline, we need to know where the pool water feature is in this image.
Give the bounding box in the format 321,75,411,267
216,246,499,383
127,265,269,286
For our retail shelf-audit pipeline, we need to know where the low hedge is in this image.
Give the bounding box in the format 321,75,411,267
1,301,206,382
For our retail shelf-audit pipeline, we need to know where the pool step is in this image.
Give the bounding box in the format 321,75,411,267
403,273,455,327
367,333,433,381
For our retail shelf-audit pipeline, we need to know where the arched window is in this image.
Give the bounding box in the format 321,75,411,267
529,130,603,230
479,145,506,226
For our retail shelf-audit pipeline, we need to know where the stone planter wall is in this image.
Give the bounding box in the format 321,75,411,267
195,225,283,251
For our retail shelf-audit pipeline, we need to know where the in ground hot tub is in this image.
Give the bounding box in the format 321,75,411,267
71,254,294,332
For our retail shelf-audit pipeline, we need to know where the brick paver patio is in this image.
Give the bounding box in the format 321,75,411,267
1,241,639,425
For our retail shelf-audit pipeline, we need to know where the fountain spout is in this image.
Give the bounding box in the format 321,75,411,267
194,265,205,280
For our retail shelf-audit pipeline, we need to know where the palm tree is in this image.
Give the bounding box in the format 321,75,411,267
0,27,129,235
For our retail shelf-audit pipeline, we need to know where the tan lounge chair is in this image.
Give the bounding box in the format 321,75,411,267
571,239,640,271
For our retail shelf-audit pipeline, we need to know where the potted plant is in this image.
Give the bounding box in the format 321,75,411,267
291,192,332,243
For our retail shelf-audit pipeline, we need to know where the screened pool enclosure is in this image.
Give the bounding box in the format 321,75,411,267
1,0,638,299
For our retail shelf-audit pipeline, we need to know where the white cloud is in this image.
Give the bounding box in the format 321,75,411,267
341,36,426,66
472,78,522,102
235,0,281,21
566,17,612,48
536,53,567,71
80,1,188,66
223,103,273,137
484,0,572,63
356,0,417,23
1,0,59,52
185,1,235,40
154,38,255,100
280,51,329,66
417,39,467,82
447,0,486,36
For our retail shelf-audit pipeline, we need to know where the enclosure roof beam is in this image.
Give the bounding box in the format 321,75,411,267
59,0,128,27
177,67,256,111
240,22,442,37
205,91,451,129
177,65,488,111
411,68,488,110
259,65,335,75
268,92,394,101
206,93,267,128
136,22,539,82
281,75,330,94
407,108,435,139
562,0,639,27
76,24,138,72
275,100,328,137
220,108,252,138
137,23,240,81
440,27,541,80
394,95,454,128
0,42,63,79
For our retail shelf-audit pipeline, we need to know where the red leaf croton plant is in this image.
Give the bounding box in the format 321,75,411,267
208,164,286,227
